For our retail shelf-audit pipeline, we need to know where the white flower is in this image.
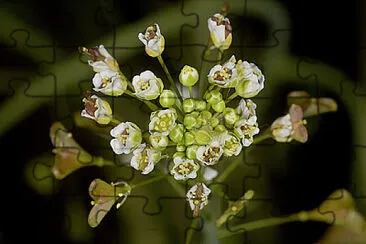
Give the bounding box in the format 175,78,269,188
130,144,161,174
234,117,260,147
138,24,165,57
92,70,127,96
196,140,223,165
132,70,164,100
81,93,112,125
235,60,265,98
271,104,308,143
110,122,142,154
223,133,242,156
271,114,293,143
149,135,169,150
186,183,211,217
170,156,199,180
81,45,119,72
236,99,257,120
149,109,177,136
208,55,238,88
208,13,232,50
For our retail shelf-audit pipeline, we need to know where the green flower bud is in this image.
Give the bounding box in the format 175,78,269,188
205,90,223,105
211,100,226,113
173,152,186,158
194,130,213,145
149,135,169,150
183,99,196,113
159,89,176,108
179,65,199,87
176,144,186,152
184,113,198,130
197,110,212,126
195,100,207,111
210,117,220,128
186,145,199,159
214,124,227,133
224,108,239,125
184,132,196,146
169,124,184,143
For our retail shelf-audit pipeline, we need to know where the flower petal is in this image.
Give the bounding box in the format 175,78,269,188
289,104,304,123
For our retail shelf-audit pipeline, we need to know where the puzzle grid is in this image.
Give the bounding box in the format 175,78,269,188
0,0,364,243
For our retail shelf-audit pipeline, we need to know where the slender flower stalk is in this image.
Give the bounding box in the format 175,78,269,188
217,213,302,239
157,55,183,101
130,174,166,189
124,89,159,111
225,92,238,104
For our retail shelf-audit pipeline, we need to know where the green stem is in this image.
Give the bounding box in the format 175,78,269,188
217,213,300,239
118,71,135,91
157,55,183,102
253,131,272,144
189,86,193,98
110,118,121,125
211,185,229,200
93,156,116,166
217,50,223,64
124,90,159,111
225,92,238,104
126,81,134,91
215,131,273,183
130,174,166,189
215,156,241,183
199,47,212,99
185,217,200,244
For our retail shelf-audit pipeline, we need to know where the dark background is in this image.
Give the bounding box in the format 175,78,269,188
0,0,360,243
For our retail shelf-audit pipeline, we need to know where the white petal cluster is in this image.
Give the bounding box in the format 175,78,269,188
92,70,127,96
110,122,142,154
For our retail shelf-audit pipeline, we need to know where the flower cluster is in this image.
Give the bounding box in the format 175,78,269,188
77,12,267,218
47,8,336,231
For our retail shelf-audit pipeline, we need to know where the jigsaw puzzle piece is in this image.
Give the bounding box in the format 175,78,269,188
117,196,189,244
24,152,60,196
63,196,94,243
2,26,54,63
221,199,276,244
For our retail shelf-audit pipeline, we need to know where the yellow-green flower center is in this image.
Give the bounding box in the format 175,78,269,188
101,77,111,88
213,68,232,81
154,113,173,132
224,138,240,153
136,79,150,92
117,128,130,146
136,148,149,170
175,162,194,175
202,147,220,163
